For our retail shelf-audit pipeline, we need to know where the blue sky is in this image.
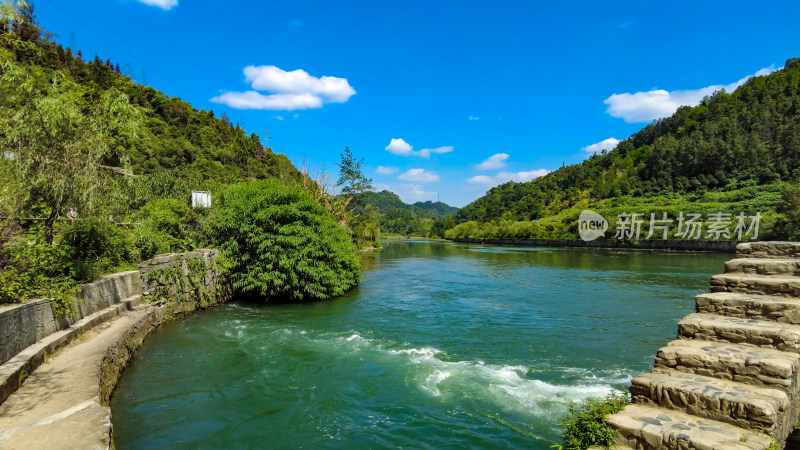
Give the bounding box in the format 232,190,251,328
34,0,800,206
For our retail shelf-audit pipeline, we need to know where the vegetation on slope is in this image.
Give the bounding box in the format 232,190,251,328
451,59,800,241
0,1,370,306
354,190,459,237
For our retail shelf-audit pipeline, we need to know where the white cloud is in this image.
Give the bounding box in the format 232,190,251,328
467,175,494,185
502,170,549,182
418,146,453,158
211,91,323,111
384,138,453,159
385,138,414,156
137,0,177,9
244,66,355,103
398,168,440,182
212,65,355,111
376,166,398,175
273,115,284,121
604,66,776,123
582,137,620,154
468,169,549,186
476,153,509,170
404,184,438,201
468,115,480,121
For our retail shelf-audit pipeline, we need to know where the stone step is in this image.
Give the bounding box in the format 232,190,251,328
678,313,800,353
629,369,791,440
123,294,143,310
725,258,800,277
710,273,800,297
607,403,772,450
737,242,800,259
653,339,800,392
696,292,800,324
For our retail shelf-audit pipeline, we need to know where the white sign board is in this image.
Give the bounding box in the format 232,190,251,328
191,191,212,208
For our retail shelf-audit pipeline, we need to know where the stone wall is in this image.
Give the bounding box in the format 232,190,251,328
138,249,224,307
99,248,230,405
0,271,142,366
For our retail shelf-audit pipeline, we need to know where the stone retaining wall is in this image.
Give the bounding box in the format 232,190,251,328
0,271,142,366
100,249,230,406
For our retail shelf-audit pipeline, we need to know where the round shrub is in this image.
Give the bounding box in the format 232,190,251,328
210,180,361,301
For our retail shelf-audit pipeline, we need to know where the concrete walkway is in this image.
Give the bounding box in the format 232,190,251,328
0,310,148,450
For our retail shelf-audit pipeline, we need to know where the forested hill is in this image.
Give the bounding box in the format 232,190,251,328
451,58,800,240
0,2,367,307
356,190,459,218
0,4,301,189
352,190,459,237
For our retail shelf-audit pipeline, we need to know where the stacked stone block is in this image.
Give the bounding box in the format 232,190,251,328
607,242,800,449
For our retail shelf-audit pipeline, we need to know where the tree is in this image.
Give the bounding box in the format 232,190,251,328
0,48,140,243
775,184,800,239
211,180,361,301
336,147,372,198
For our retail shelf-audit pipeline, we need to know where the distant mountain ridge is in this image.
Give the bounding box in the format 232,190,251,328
353,190,459,237
449,58,800,240
357,190,459,219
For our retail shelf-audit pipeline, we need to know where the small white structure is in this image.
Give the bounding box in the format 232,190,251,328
191,191,212,208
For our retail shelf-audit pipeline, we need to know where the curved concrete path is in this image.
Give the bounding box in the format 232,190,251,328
0,310,148,450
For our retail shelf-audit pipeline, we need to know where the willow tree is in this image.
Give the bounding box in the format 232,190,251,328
0,29,140,242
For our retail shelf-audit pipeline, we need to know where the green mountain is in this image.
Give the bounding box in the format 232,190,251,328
0,3,366,305
450,58,800,241
354,190,459,237
0,4,301,198
357,190,458,218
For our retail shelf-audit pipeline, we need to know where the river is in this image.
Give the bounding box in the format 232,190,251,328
110,240,729,449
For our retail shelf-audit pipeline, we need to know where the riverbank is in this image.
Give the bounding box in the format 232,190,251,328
0,249,228,449
450,238,737,252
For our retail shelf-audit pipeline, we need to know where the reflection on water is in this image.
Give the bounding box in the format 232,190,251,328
111,240,728,449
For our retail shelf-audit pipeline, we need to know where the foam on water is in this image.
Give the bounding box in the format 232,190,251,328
291,329,627,417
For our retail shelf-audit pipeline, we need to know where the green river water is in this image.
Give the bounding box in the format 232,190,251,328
111,240,729,449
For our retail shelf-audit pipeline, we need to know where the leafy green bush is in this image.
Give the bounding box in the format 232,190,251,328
129,225,169,261
59,218,132,281
559,392,629,450
133,198,209,253
0,223,77,310
211,180,361,301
